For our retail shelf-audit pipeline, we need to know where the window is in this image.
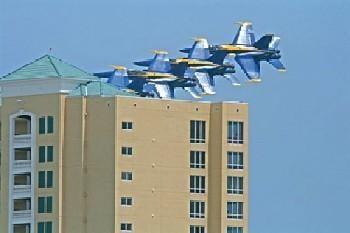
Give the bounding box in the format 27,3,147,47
47,146,53,162
38,171,53,188
227,227,243,233
190,176,205,194
227,121,244,144
39,117,46,134
190,225,205,233
13,224,30,233
190,201,205,218
190,151,205,169
122,121,133,130
39,116,54,134
120,223,132,232
121,172,133,181
47,171,53,187
121,147,133,156
190,120,206,143
47,116,54,133
39,146,45,163
227,176,243,194
227,152,243,169
38,222,53,233
38,196,53,213
227,202,243,219
39,146,54,163
121,197,133,206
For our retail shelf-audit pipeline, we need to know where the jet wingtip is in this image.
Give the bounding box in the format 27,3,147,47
110,65,127,70
236,21,252,26
249,78,262,83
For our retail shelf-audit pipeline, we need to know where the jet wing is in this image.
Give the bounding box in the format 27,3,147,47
153,83,174,99
194,72,216,95
268,59,286,71
235,55,261,81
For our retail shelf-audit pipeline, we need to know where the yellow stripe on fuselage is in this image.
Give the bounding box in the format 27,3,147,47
141,72,176,79
173,58,215,66
219,44,258,52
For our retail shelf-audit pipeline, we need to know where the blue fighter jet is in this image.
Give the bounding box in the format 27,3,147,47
94,52,199,99
179,38,240,86
209,22,286,81
135,46,237,96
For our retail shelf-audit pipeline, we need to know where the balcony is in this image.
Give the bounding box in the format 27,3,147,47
13,134,31,148
13,173,31,197
13,160,32,173
13,185,31,198
12,198,32,223
12,210,32,223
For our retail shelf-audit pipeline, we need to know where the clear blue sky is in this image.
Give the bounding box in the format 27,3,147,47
1,0,350,232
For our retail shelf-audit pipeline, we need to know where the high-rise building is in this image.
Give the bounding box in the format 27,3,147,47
0,55,248,233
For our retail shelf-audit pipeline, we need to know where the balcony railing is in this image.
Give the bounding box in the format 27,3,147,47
12,209,32,219
13,185,31,197
13,134,31,147
13,160,32,172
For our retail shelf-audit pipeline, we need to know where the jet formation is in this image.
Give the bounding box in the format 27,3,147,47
94,22,286,99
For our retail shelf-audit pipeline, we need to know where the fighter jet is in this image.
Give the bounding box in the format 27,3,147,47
210,22,286,81
179,38,240,86
135,47,235,96
94,52,199,99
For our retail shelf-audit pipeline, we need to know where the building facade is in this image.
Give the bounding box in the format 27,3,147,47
0,55,249,233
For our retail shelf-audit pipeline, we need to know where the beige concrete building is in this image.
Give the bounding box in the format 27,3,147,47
0,55,249,233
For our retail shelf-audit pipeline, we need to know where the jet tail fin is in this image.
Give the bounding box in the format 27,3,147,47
140,51,171,73
94,68,130,89
188,38,210,60
233,22,255,45
268,59,286,71
269,36,280,50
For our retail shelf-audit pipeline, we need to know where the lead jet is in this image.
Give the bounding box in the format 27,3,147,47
210,22,286,81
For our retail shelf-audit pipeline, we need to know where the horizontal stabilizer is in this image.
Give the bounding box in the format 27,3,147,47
93,70,115,79
268,59,286,71
179,48,191,54
210,50,231,65
269,36,280,50
134,59,153,67
253,34,273,50
223,74,241,86
183,86,202,98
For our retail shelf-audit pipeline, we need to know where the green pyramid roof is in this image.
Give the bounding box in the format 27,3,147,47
2,55,98,81
69,81,138,97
